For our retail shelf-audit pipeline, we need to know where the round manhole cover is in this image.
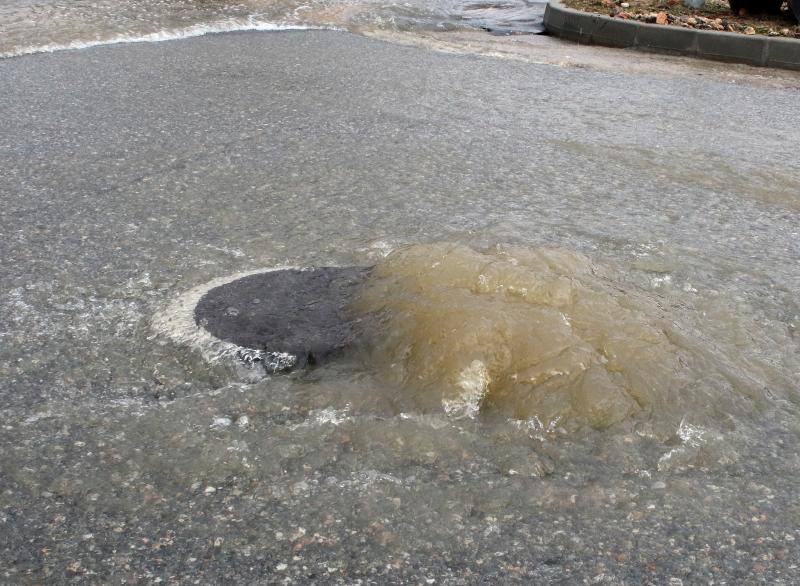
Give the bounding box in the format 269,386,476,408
194,267,371,372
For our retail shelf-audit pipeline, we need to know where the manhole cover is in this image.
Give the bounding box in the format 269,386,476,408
194,267,371,372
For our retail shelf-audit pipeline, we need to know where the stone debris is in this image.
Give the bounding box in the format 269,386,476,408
592,0,800,37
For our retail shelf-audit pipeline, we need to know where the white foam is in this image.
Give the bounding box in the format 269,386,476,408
2,17,327,59
676,418,707,448
442,359,489,419
290,406,352,429
149,266,300,372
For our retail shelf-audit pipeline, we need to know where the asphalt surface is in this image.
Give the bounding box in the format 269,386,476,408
1,30,800,583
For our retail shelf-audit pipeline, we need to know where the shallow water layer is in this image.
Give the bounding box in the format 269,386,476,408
0,0,545,57
1,31,799,582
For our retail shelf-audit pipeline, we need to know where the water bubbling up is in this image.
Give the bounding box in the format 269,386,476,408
353,243,781,437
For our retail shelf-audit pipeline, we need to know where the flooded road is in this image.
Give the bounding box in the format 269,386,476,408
1,29,800,582
0,0,545,57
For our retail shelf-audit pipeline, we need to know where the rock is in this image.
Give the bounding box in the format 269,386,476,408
291,480,309,495
743,26,756,35
687,17,697,25
656,11,668,25
210,416,232,429
780,28,790,35
618,11,632,19
620,2,630,7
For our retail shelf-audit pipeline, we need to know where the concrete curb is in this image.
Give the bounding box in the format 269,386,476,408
543,1,800,71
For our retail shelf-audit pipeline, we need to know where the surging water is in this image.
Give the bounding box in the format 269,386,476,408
145,238,799,482
353,243,794,437
0,0,545,57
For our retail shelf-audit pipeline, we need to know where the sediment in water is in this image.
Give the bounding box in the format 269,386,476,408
352,243,776,436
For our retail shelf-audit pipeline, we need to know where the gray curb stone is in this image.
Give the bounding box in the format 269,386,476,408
543,0,800,70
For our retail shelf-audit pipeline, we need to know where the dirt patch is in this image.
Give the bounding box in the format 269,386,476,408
564,0,800,38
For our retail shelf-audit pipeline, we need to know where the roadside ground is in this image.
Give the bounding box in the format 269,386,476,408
565,0,800,38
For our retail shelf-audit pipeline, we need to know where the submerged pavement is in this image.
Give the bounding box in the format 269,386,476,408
1,30,800,583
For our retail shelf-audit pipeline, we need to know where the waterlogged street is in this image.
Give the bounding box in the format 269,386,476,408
1,30,800,582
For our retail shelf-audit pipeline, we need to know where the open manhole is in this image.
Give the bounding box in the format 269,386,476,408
193,267,371,373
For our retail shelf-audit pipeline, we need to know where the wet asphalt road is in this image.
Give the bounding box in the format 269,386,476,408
1,30,800,583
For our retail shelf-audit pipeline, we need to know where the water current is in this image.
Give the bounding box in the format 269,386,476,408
1,5,799,582
0,0,545,57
